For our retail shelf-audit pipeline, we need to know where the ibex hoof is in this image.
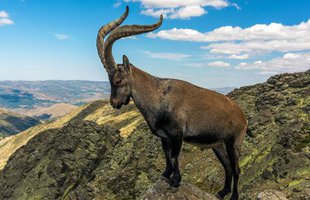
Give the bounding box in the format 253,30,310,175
215,194,223,200
160,175,170,183
216,188,230,199
168,177,181,188
229,195,238,200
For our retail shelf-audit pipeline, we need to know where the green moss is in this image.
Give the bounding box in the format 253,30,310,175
240,150,256,168
295,134,310,151
61,183,77,200
256,145,273,162
288,179,304,187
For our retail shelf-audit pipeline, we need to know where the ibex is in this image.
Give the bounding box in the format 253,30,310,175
97,6,248,200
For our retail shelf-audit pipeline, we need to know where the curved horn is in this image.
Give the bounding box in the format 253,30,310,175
97,6,129,74
104,15,163,73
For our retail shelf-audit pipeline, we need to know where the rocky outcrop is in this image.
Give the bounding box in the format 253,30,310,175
141,178,218,200
0,121,121,200
89,71,310,200
228,70,310,199
0,70,309,200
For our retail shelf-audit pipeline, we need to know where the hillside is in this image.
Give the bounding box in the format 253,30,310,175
16,103,78,120
0,101,141,170
0,70,309,199
0,109,40,138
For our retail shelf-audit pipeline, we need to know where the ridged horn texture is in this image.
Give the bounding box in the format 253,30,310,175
103,13,164,74
97,6,129,74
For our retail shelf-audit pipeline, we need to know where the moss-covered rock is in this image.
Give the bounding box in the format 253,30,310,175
0,70,309,200
0,121,121,200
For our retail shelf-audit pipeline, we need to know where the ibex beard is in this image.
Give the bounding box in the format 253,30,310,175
96,6,248,200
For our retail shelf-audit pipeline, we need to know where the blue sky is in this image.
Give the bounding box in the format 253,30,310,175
0,0,310,88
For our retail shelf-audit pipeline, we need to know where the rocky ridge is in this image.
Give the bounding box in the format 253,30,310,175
0,70,309,199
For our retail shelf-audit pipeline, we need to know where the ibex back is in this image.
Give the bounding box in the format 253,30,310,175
96,6,247,200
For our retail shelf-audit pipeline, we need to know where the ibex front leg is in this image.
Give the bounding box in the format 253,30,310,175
169,136,182,187
159,131,183,187
161,138,173,180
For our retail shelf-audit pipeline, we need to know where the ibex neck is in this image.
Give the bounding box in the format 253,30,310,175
129,66,161,116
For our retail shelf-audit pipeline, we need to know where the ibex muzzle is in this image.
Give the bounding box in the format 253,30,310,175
97,6,248,200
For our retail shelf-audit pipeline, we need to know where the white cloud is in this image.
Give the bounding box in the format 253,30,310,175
114,2,122,8
228,54,249,59
127,0,229,9
231,3,241,10
149,19,310,42
149,19,310,56
0,10,14,26
283,52,299,59
0,18,14,26
186,62,230,68
0,11,9,18
127,36,137,39
51,33,69,40
235,52,310,74
202,39,310,55
170,5,206,19
125,0,232,19
208,61,230,67
121,36,138,40
143,51,191,61
141,8,174,18
148,28,207,41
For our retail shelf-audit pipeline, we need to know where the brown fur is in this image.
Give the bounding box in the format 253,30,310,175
97,7,247,200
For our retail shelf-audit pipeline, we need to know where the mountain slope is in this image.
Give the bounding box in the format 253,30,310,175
0,70,309,199
0,101,141,170
0,109,40,138
17,103,78,120
0,121,121,200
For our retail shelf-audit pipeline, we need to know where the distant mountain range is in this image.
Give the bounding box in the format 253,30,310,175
0,80,234,110
0,80,110,109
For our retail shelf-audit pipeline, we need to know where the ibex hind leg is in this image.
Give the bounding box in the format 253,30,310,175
226,137,242,200
213,144,232,199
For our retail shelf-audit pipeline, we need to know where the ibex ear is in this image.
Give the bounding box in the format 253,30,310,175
122,55,130,71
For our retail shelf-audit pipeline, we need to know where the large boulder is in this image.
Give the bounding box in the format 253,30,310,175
0,121,121,200
141,178,218,200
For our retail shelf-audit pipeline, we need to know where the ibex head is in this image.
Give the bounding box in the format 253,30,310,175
96,6,163,109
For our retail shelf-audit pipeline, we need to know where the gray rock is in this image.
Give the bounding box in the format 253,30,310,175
257,190,288,200
141,178,218,200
